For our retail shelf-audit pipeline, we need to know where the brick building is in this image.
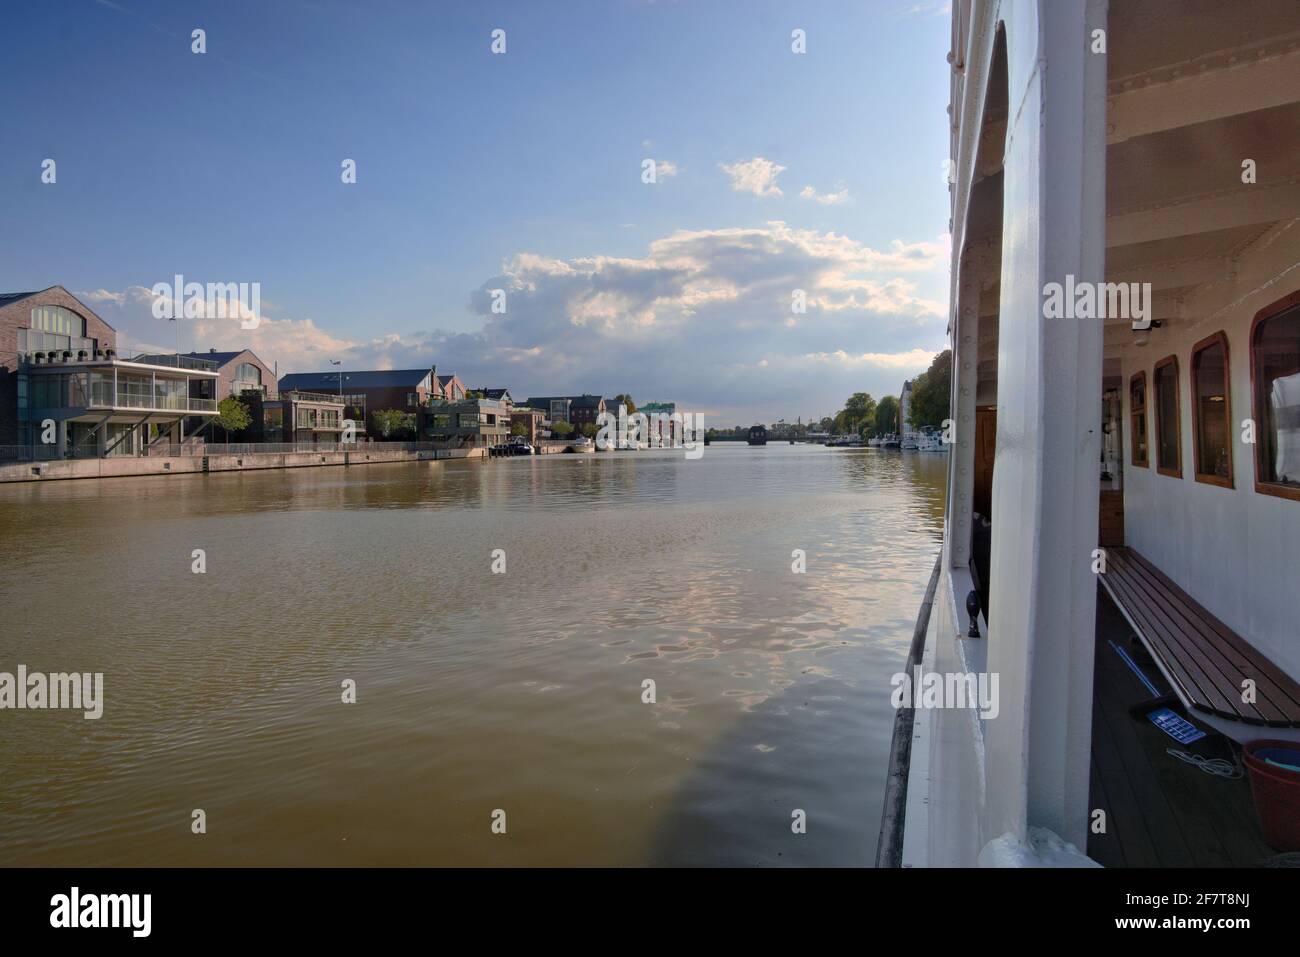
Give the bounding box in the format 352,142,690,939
0,286,218,456
277,367,441,439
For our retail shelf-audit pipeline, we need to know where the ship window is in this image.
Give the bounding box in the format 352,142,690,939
1251,293,1300,500
1129,372,1148,468
1191,333,1232,488
1154,355,1181,478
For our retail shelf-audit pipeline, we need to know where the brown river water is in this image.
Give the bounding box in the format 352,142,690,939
0,444,945,866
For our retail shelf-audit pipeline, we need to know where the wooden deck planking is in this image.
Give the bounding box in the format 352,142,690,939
1087,755,1126,867
1090,606,1194,866
1089,590,1278,867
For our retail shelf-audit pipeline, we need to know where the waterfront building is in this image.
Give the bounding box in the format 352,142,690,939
134,347,279,441
136,348,276,403
523,394,606,429
898,379,916,443
278,367,439,439
639,400,679,446
0,286,218,457
422,395,510,448
436,373,467,402
569,395,605,429
523,396,569,424
242,390,347,444
509,406,544,445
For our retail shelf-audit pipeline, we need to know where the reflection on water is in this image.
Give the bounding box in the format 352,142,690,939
0,445,945,866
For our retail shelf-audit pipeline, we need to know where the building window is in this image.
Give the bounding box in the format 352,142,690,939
233,362,262,395
1129,372,1148,467
30,305,85,337
1153,355,1181,477
1251,291,1300,500
20,305,96,357
1191,332,1233,488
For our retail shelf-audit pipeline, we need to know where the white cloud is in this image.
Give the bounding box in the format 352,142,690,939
800,183,851,206
78,288,126,305
900,1,951,17
655,159,679,179
720,157,786,197
87,221,948,421
799,348,938,369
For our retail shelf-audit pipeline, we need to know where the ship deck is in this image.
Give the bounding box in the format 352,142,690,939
1087,590,1282,867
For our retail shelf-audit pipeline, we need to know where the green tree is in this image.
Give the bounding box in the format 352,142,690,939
844,392,876,434
874,395,900,437
215,395,251,441
550,420,574,438
612,394,636,415
580,422,598,438
372,408,414,439
511,420,528,436
908,350,953,429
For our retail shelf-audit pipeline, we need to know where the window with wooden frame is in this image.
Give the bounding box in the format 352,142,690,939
1129,371,1148,468
1153,355,1181,477
1251,290,1300,501
1191,332,1233,488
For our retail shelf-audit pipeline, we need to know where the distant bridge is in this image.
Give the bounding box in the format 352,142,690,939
704,435,826,443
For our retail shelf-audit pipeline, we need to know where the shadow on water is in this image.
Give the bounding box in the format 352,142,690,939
646,449,947,867
647,668,893,866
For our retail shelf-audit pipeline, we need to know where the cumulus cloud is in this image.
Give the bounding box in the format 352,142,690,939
654,159,679,179
78,288,126,305
720,157,786,197
89,222,948,422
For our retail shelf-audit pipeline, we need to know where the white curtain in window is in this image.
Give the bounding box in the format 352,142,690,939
1273,371,1300,483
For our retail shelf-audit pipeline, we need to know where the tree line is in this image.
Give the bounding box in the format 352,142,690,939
824,349,952,439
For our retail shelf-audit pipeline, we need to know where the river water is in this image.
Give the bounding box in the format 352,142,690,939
0,444,945,866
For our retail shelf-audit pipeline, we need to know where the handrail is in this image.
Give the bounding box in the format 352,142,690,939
875,551,943,868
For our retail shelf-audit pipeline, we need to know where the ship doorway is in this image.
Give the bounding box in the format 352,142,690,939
1099,381,1124,548
963,27,1007,621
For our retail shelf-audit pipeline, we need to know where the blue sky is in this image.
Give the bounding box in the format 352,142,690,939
2,0,952,425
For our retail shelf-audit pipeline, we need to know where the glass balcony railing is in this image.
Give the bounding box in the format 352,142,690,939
127,354,220,372
87,383,216,413
283,390,346,404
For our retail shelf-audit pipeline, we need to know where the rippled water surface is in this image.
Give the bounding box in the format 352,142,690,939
0,445,945,866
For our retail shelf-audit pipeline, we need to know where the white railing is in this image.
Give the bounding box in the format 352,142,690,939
147,441,437,456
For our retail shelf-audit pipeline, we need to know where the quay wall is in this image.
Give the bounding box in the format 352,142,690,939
0,446,487,484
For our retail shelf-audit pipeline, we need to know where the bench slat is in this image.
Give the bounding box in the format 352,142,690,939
1108,557,1274,723
1112,549,1300,724
1101,564,1253,721
1124,550,1300,717
1102,547,1300,727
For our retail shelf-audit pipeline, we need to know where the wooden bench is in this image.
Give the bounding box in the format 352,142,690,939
1100,547,1300,741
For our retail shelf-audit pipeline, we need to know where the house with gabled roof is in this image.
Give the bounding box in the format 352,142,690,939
0,285,218,456
277,366,438,439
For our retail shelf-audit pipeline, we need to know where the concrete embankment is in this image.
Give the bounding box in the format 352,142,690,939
0,447,487,484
